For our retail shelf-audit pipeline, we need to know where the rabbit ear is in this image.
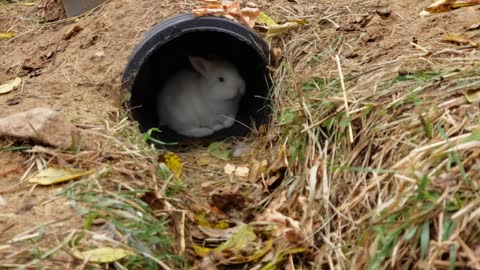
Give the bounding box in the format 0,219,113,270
189,56,211,77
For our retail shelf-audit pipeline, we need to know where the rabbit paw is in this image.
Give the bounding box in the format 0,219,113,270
178,127,214,138
212,123,225,131
222,117,235,128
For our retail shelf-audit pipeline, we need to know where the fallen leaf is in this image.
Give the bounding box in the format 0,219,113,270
215,225,256,252
211,193,247,213
198,225,239,239
255,209,304,244
192,0,260,28
194,225,275,264
259,247,308,270
223,163,249,177
193,244,212,257
421,0,480,16
29,167,95,185
465,88,480,103
208,141,232,160
22,2,36,6
442,33,472,45
215,220,230,229
247,159,268,183
270,47,283,67
433,173,459,189
160,151,182,179
467,22,480,31
0,245,11,251
235,166,249,177
140,192,165,210
72,247,134,263
0,32,15,39
0,77,21,94
268,21,304,37
195,212,211,227
224,163,236,175
257,12,277,27
241,7,261,28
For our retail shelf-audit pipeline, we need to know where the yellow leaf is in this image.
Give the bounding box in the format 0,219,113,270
22,2,36,6
421,0,480,15
246,238,273,262
0,244,11,251
267,21,303,37
193,244,213,257
442,33,472,45
465,88,480,103
259,247,308,270
257,12,278,27
215,225,256,251
72,247,134,263
452,0,480,8
195,212,211,227
162,151,182,179
214,220,230,229
0,77,21,94
0,32,15,39
28,167,95,185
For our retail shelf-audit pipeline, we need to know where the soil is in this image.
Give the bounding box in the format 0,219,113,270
0,0,479,267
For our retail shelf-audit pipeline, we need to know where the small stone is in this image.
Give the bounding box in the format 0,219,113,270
0,107,80,149
94,51,105,58
0,196,6,208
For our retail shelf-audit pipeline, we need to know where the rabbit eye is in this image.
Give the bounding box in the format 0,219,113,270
218,77,225,82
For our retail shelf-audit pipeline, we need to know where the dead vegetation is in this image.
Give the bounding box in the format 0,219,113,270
1,0,480,269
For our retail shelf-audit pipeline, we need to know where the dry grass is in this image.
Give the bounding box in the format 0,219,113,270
261,1,480,269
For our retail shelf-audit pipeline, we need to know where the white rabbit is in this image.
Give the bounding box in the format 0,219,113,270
157,56,246,138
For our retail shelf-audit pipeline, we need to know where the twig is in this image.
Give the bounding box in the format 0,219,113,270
335,55,354,143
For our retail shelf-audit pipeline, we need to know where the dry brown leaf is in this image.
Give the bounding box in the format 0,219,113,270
211,192,247,213
466,22,480,31
255,209,304,244
433,173,459,189
224,163,250,177
270,47,283,67
247,159,267,183
192,0,260,29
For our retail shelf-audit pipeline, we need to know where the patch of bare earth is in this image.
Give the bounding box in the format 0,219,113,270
1,0,480,269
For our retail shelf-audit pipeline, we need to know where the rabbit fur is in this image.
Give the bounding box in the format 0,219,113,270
157,56,246,137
